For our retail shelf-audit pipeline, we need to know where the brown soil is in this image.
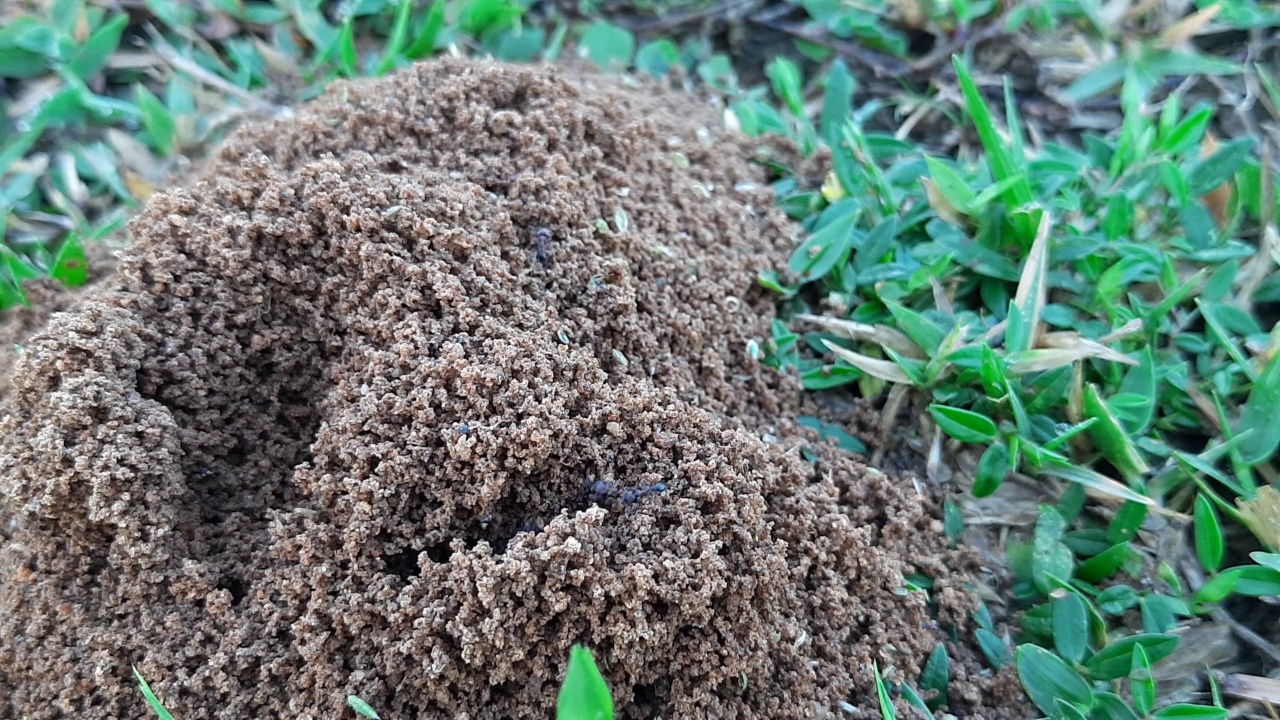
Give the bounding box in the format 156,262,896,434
0,58,1016,719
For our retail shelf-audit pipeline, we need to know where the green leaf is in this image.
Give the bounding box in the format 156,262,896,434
1063,58,1126,103
1195,565,1280,604
853,214,899,272
1083,383,1151,482
952,56,1033,209
944,499,964,544
930,405,998,445
1075,542,1133,584
789,202,859,281
69,12,127,78
51,232,89,286
820,59,855,145
558,645,614,720
766,56,804,117
884,299,944,355
577,21,634,72
347,695,381,719
977,628,1009,668
973,440,1010,497
1094,692,1140,720
1016,644,1094,718
1237,349,1280,465
1084,634,1179,681
133,667,176,720
634,39,679,78
925,156,977,212
1159,102,1215,155
1032,505,1074,595
1190,137,1255,196
1153,705,1228,720
1130,644,1156,717
405,0,445,58
1051,592,1088,663
374,0,413,74
920,644,949,711
1194,493,1225,574
874,661,897,720
134,84,177,156
1096,584,1139,614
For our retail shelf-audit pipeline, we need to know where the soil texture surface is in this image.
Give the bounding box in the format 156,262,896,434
0,58,1014,719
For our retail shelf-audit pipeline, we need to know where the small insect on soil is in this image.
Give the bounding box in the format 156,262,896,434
532,227,552,264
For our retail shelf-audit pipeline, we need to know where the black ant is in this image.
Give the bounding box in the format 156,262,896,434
532,227,552,264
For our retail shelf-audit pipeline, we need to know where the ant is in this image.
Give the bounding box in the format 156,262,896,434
532,227,552,264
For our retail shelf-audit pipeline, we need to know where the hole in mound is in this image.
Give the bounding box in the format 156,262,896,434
383,547,420,582
425,543,452,565
215,575,248,605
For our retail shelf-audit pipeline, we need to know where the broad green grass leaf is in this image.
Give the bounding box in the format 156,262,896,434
1083,383,1150,482
1017,644,1094,717
820,59,855,145
69,13,127,78
930,405,998,444
1075,542,1133,583
1131,644,1155,717
1194,493,1225,573
1153,706,1228,720
134,84,176,156
52,232,89,286
558,645,614,720
1143,48,1241,79
925,156,977,212
853,214,899,272
766,56,804,116
133,667,176,720
1195,565,1280,603
1107,501,1148,545
1160,102,1215,154
920,644,949,711
1084,634,1179,681
1032,505,1074,595
1097,584,1139,614
1253,552,1280,572
634,39,679,78
1237,349,1280,465
789,202,859,281
374,0,413,74
577,21,634,72
1093,692,1140,720
977,628,1009,668
405,0,445,58
952,56,1033,209
973,439,1010,497
1190,137,1255,196
884,299,944,355
347,696,381,719
1051,592,1088,663
1063,58,1126,104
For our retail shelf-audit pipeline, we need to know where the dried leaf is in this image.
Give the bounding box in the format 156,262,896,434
1200,132,1233,228
921,177,968,226
1041,332,1138,365
797,314,925,358
1237,486,1280,551
1157,3,1223,48
823,340,915,384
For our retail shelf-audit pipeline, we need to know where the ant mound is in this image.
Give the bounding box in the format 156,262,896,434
1,58,979,719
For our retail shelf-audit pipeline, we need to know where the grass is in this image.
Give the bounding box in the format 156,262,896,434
4,0,1280,717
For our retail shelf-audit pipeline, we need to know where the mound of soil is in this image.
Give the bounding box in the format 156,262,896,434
0,58,1000,719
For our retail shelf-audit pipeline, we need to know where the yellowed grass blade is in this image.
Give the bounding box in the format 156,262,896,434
823,340,916,384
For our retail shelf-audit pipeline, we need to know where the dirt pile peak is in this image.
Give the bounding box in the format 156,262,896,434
1,57,969,719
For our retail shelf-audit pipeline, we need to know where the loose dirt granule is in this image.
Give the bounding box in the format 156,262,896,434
1,58,1010,719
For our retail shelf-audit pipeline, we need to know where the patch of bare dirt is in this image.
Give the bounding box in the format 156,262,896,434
0,58,1020,719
